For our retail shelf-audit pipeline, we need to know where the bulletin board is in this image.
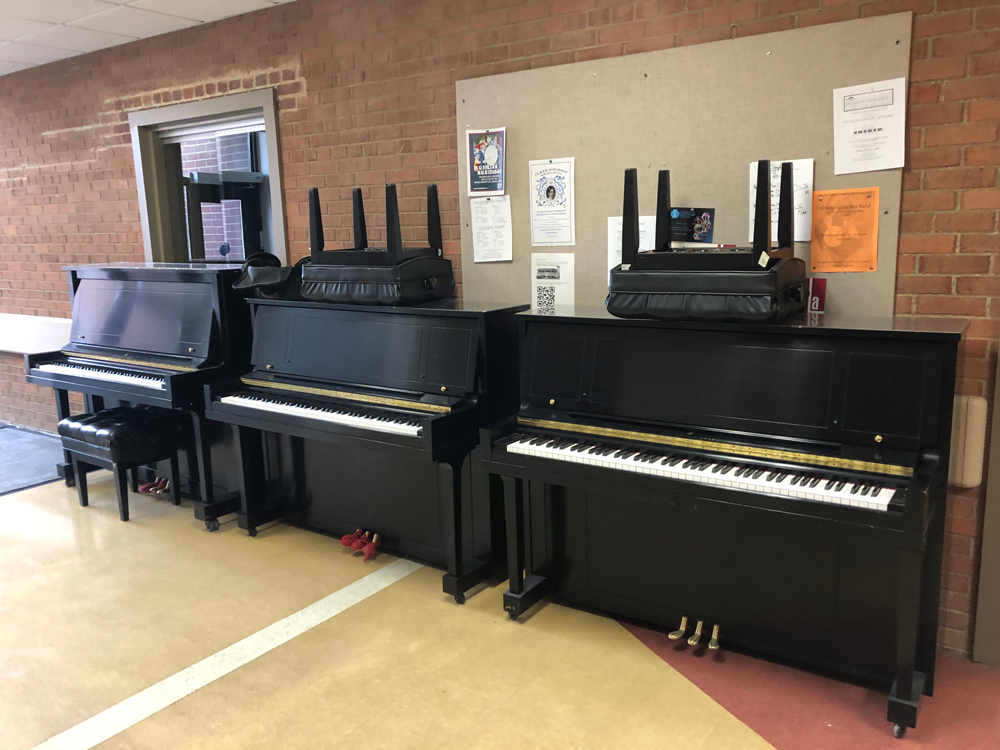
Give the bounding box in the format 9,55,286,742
457,13,912,316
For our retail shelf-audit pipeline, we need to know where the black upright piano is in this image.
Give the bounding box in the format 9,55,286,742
25,263,252,525
482,307,964,738
203,298,526,602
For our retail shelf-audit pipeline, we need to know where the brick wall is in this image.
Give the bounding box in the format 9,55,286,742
0,0,997,654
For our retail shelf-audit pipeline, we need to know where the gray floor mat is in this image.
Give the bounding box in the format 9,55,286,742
0,426,64,495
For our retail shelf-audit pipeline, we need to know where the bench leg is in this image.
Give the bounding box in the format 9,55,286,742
113,464,129,522
72,456,88,507
129,467,139,493
169,454,181,506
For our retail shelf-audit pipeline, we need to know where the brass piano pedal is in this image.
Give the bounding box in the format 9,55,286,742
668,616,688,640
687,620,704,646
708,624,721,651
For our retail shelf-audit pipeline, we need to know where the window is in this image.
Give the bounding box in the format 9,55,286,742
128,89,287,264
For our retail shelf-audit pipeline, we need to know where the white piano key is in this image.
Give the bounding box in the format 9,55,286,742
37,363,166,390
506,436,896,513
220,394,423,437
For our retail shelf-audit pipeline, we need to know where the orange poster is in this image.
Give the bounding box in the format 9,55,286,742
810,187,879,273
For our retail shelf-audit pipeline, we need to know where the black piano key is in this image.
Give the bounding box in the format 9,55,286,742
809,477,821,488
834,481,847,492
824,478,837,490
860,485,871,496
851,484,861,494
766,471,779,481
667,457,684,466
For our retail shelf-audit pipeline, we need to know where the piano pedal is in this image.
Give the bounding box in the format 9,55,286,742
708,624,721,651
351,531,370,552
668,616,688,640
687,620,704,646
341,529,365,548
362,533,381,562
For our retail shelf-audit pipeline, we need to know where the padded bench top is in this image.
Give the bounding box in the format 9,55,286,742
58,406,185,464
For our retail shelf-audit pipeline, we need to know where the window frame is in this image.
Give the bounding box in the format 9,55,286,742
128,89,287,264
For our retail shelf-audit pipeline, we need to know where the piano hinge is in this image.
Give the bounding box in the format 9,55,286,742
242,377,452,414
516,417,914,478
61,351,194,372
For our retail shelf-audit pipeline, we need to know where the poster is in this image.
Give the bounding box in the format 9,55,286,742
810,187,879,273
749,159,814,243
471,195,512,263
467,127,505,196
607,215,655,273
531,253,575,312
833,78,906,175
671,207,715,244
528,157,575,246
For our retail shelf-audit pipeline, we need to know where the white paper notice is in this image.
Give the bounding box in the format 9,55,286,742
833,77,907,175
531,253,574,311
607,216,655,273
528,157,575,245
748,159,814,243
471,196,512,263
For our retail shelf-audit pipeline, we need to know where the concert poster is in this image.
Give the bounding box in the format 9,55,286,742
467,128,505,196
810,187,879,273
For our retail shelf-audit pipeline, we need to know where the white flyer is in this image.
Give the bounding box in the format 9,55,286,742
607,215,655,273
531,253,575,311
471,195,512,263
833,77,907,175
748,159,814,243
528,157,575,246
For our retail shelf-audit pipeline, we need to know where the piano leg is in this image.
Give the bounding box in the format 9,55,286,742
53,388,75,487
232,425,280,537
887,548,926,738
501,475,548,621
917,499,945,697
189,412,240,532
441,459,489,604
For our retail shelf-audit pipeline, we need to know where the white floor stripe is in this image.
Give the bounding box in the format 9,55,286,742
31,558,423,750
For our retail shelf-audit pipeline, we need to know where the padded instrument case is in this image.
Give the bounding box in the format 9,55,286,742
606,162,806,324
606,257,806,322
299,183,455,306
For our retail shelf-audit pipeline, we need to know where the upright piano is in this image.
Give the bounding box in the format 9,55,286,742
481,307,964,738
25,263,252,526
204,298,526,602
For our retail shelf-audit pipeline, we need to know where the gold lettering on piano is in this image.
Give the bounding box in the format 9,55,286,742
516,417,914,478
242,378,452,414
61,351,194,372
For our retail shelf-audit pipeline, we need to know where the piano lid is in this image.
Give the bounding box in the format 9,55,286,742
249,300,524,397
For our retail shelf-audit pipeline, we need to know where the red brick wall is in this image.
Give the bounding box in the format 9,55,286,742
0,0,997,653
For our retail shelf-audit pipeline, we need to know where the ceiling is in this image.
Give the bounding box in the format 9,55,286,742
0,0,297,77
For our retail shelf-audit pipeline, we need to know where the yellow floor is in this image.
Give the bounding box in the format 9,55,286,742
1,475,772,750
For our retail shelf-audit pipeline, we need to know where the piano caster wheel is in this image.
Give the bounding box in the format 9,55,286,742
506,608,518,621
248,527,258,538
688,620,704,647
454,593,466,605
893,724,906,740
205,518,220,532
668,616,688,640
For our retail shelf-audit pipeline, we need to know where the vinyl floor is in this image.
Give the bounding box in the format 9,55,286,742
0,425,63,495
1,475,997,750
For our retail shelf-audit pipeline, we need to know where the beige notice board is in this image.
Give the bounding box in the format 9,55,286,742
457,13,911,315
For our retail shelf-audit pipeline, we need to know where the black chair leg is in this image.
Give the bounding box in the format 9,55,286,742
169,453,181,506
130,467,139,493
113,464,130,522
72,456,89,507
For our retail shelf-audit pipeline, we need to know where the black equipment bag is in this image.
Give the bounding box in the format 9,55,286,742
232,253,308,300
298,183,455,306
606,257,807,323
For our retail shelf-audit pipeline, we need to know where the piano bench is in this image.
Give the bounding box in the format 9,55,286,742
57,406,186,522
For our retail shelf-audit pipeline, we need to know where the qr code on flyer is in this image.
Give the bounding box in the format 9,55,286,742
536,285,556,308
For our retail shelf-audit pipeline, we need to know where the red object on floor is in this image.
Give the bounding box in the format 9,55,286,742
340,529,364,547
362,533,380,562
625,622,1000,749
351,531,369,551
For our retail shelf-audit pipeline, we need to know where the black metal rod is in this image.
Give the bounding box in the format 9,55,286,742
385,183,403,265
309,187,325,260
752,159,772,256
352,187,368,250
427,184,443,255
777,161,793,250
655,169,672,252
621,168,640,266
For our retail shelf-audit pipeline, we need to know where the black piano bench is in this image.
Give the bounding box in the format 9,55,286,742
57,406,186,522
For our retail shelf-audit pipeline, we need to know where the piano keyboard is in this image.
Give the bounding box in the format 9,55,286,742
219,393,423,437
504,434,900,512
37,362,166,390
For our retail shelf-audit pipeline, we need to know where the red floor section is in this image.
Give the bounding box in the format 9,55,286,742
625,623,1000,749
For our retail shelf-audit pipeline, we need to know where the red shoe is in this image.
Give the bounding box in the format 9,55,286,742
362,533,380,562
154,480,170,496
340,529,364,547
351,531,370,551
140,478,165,494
